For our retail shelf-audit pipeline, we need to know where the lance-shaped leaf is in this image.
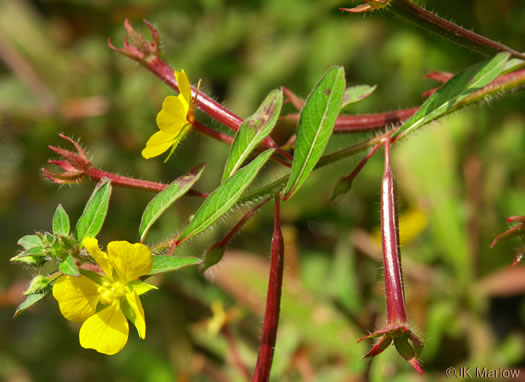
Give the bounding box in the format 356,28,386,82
52,204,70,236
223,89,283,182
340,84,376,111
75,178,112,242
149,255,202,275
138,164,205,243
393,52,510,141
282,66,345,201
178,149,274,243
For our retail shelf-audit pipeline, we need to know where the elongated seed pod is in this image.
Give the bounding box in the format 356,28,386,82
381,137,408,325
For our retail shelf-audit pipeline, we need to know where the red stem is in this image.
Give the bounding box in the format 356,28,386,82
381,137,407,325
87,167,208,197
252,196,284,382
334,107,418,132
282,107,418,133
343,142,382,183
389,0,525,60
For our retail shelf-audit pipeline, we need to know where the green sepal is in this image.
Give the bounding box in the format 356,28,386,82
14,291,49,318
79,268,105,285
120,296,142,337
201,245,225,273
24,275,53,295
128,280,158,295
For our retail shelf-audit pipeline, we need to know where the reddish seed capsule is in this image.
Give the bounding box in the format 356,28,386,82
357,137,423,375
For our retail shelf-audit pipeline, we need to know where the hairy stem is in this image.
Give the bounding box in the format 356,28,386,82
87,167,208,197
387,0,525,59
282,107,417,133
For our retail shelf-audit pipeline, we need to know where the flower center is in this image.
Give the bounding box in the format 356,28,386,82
97,280,127,305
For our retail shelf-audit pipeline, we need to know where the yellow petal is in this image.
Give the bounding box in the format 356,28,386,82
125,291,146,339
79,301,129,355
141,130,178,159
157,96,189,132
174,69,192,109
107,240,152,284
83,237,113,279
53,275,99,322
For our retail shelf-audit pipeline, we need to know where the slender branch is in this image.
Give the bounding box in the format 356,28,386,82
252,196,284,382
386,0,525,60
87,167,208,197
330,142,383,201
211,198,271,250
201,198,271,272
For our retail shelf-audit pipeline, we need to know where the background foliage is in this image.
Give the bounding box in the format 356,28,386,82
1,0,525,381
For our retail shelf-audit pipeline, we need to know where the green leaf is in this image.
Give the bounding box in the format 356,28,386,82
340,84,376,111
393,52,510,141
58,254,79,276
14,292,49,318
74,178,112,242
223,89,283,181
52,204,70,236
179,149,274,243
139,164,205,243
149,255,202,275
282,66,346,200
17,235,43,250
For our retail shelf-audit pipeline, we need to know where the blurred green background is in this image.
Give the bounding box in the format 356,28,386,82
1,0,525,381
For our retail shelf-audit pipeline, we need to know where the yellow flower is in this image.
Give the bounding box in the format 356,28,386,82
142,69,195,161
53,237,157,355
